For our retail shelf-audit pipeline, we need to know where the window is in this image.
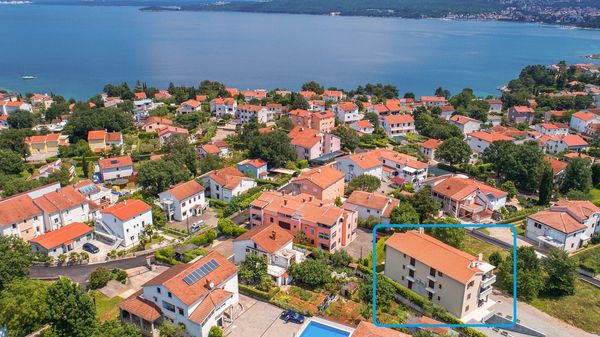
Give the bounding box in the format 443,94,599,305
468,280,474,289
168,292,172,298
465,305,470,312
438,284,442,289
428,280,434,288
408,269,414,278
177,307,184,315
437,271,443,277
409,257,415,266
157,287,161,293
162,301,175,313
467,293,471,300
407,281,413,290
153,296,157,302
437,296,441,301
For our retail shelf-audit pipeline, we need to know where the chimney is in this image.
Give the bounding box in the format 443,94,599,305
283,199,288,206
418,227,424,234
478,253,483,262
271,230,276,239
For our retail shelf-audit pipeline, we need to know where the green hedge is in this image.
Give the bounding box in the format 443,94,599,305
208,198,228,209
217,218,247,237
186,229,217,246
269,298,313,316
239,284,280,301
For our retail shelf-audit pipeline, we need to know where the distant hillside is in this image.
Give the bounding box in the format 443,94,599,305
181,0,504,17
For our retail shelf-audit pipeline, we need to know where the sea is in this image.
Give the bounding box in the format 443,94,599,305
1,4,599,99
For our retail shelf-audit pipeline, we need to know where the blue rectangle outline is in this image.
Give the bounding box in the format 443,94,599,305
371,223,518,329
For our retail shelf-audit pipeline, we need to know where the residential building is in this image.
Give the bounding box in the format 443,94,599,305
198,144,221,158
29,159,75,181
322,90,344,102
241,89,267,101
88,130,124,153
288,126,341,161
440,105,455,120
289,166,345,201
210,98,237,117
466,131,514,154
332,102,362,123
429,176,507,221
420,96,448,107
570,111,600,132
158,126,189,145
98,155,134,182
419,139,443,160
544,156,568,187
450,115,482,135
289,109,311,129
133,99,156,123
98,199,152,248
74,179,115,208
118,251,239,337
249,191,357,252
177,99,202,114
289,109,335,132
30,93,54,110
299,90,317,100
237,159,268,178
32,185,96,232
487,99,502,113
507,106,536,124
0,194,45,241
533,123,569,137
541,134,589,154
308,100,326,112
236,105,270,123
202,167,256,202
30,222,93,257
385,231,495,320
1,100,32,114
233,223,306,286
349,120,374,134
154,90,172,100
25,134,69,157
142,117,173,132
380,114,415,138
335,148,428,183
525,200,600,252
343,191,399,224
159,180,207,222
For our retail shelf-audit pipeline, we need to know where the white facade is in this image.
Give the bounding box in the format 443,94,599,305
100,208,152,248
158,190,207,222
236,106,270,123
570,113,600,133
332,104,362,123
100,164,134,181
334,157,383,181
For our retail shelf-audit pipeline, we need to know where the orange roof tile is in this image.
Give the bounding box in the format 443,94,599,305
352,321,410,337
0,194,43,227
100,199,151,221
30,222,92,249
87,130,106,141
118,289,162,322
189,288,233,324
467,131,514,143
292,166,345,190
167,180,204,201
233,223,294,254
383,114,414,124
432,177,506,201
420,138,443,149
528,210,587,234
98,155,133,169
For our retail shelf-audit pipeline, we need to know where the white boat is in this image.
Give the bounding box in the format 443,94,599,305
22,75,36,80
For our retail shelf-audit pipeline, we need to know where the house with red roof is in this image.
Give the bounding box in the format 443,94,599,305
237,158,268,178
420,96,448,107
118,251,239,337
142,117,173,132
349,119,374,134
299,90,317,100
542,134,588,154
30,93,54,110
88,130,124,153
241,89,267,101
487,99,503,113
25,133,69,157
249,191,357,251
287,126,341,161
429,176,507,221
158,125,189,145
233,223,306,286
159,180,207,222
526,200,600,252
342,191,399,224
134,92,147,100
380,114,415,138
236,104,270,123
177,99,202,114
307,99,326,112
30,222,93,257
332,101,362,123
1,100,32,114
352,321,411,337
210,97,237,117
419,138,443,160
201,167,256,202
289,109,335,133
450,115,482,134
385,231,495,320
98,155,134,182
570,111,600,132
322,90,345,102
99,199,152,247
533,122,569,137
508,105,536,124
466,131,514,154
289,166,345,201
154,90,172,100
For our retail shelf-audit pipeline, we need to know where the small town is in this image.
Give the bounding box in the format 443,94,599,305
1,61,600,337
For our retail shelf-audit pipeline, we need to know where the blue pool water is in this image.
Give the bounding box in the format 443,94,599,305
299,321,351,337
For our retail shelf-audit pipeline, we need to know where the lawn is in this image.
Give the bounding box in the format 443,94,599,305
92,291,123,321
461,235,509,262
573,244,600,274
531,280,600,335
272,286,325,315
322,298,365,326
587,188,600,205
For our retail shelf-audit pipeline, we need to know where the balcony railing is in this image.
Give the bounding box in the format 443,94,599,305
481,274,496,288
479,286,493,300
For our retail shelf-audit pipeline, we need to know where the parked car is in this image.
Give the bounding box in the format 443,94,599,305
281,310,305,324
82,242,100,254
190,220,205,233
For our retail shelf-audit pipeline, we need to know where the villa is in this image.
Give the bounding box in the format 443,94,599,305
158,180,207,222
380,114,415,138
88,130,124,153
288,166,346,201
210,98,237,117
201,167,256,202
342,191,400,224
98,155,134,182
288,126,341,161
98,199,152,248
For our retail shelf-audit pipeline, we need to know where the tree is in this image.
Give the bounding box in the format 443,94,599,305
0,128,33,158
0,149,25,175
7,109,35,129
289,259,332,288
158,322,187,337
359,274,396,308
500,180,517,200
482,141,544,193
137,159,190,194
329,250,352,268
542,249,577,297
332,126,360,152
162,134,198,175
435,87,451,99
347,174,381,194
426,227,465,248
198,154,225,174
488,251,504,267
496,247,544,301
410,187,440,222
561,157,592,194
64,108,133,142
88,267,113,290
592,162,600,188
389,202,419,225
301,81,324,94
208,326,223,337
247,130,297,167
538,163,554,205
0,279,49,337
96,320,142,337
239,253,269,285
82,155,90,178
435,137,472,166
0,235,33,290
275,115,293,131
45,278,98,337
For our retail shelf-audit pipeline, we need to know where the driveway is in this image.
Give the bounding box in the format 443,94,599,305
343,228,373,260
474,293,597,337
72,239,112,263
168,208,218,232
486,227,532,248
210,238,234,259
228,295,302,337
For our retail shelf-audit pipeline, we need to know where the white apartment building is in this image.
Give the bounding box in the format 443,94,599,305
159,180,207,222
98,199,152,248
380,114,415,138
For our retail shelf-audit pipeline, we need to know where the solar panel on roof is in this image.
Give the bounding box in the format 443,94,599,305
182,259,220,286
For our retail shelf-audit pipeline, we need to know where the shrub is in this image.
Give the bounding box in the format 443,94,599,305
187,229,217,246
88,267,113,290
239,284,280,301
217,218,247,237
111,268,128,283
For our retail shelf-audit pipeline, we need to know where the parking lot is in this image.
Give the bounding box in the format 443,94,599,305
343,228,373,259
167,207,218,232
228,295,302,337
73,239,113,263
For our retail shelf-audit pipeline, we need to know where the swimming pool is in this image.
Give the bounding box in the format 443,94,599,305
298,319,352,337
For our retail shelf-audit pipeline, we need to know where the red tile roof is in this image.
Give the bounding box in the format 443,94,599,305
0,194,43,227
30,222,92,249
292,166,345,190
233,223,294,254
98,155,133,169
467,131,514,143
420,138,443,149
167,180,204,201
118,289,162,322
383,114,414,124
100,199,151,221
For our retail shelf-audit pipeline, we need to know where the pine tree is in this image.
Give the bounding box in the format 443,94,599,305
538,163,553,205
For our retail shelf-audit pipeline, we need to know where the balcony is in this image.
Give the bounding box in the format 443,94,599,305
426,287,436,294
427,274,437,282
479,286,493,300
407,264,416,271
251,214,262,222
481,274,496,288
406,275,415,282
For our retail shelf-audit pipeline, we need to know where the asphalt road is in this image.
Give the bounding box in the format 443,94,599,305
30,252,154,286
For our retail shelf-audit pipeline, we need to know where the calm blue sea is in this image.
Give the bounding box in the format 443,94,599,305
1,4,599,99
